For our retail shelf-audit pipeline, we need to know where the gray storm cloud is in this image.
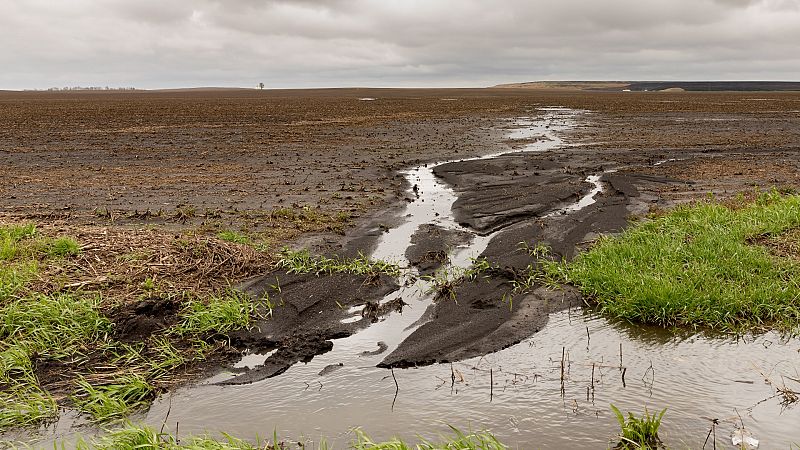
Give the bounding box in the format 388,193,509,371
1,0,798,89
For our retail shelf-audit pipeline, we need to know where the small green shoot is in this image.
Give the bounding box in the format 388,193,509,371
610,404,666,449
276,248,401,278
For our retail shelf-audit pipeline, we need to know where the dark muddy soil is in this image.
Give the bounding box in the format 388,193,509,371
111,296,184,343
406,224,472,275
379,283,583,368
221,271,399,384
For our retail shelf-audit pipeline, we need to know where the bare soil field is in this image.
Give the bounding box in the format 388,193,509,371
3,89,799,226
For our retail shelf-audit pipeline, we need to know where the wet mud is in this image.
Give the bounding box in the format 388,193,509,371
379,283,583,367
110,296,184,343
433,154,589,234
222,271,399,384
405,224,472,275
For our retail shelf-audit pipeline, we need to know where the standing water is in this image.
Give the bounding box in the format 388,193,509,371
26,109,800,448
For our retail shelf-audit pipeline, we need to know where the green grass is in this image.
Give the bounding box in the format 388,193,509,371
0,294,112,428
276,248,401,278
422,258,492,302
610,405,666,449
0,262,37,300
47,236,81,257
173,291,258,336
0,224,98,429
0,224,37,260
0,294,112,356
1,224,80,262
68,424,506,450
1,225,43,299
549,192,800,332
72,374,155,422
217,230,251,245
0,347,59,430
352,427,507,450
75,424,271,449
0,289,247,427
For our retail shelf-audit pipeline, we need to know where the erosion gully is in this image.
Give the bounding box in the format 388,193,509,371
29,108,800,449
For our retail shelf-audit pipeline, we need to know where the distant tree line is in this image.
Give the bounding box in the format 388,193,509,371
37,86,138,92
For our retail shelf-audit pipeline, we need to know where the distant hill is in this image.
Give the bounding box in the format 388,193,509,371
494,81,630,90
494,81,800,92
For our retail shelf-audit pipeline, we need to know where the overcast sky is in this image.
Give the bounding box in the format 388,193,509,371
2,0,799,89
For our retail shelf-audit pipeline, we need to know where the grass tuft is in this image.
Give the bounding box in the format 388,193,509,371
610,404,666,449
0,294,112,357
352,426,507,450
217,230,251,245
0,348,58,430
75,424,274,449
72,374,155,422
174,291,257,336
47,236,81,257
0,294,111,429
276,248,401,278
422,258,492,302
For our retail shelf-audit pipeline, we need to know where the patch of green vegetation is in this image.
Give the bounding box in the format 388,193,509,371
423,258,492,302
217,230,251,245
502,243,563,304
1,293,112,358
72,374,154,422
0,261,37,300
0,348,58,430
352,427,506,450
276,248,401,278
69,424,506,450
47,236,81,257
549,192,800,332
610,404,666,449
71,338,216,424
1,224,81,262
0,225,95,429
0,224,37,260
174,291,258,336
0,291,251,427
0,294,111,429
75,423,271,449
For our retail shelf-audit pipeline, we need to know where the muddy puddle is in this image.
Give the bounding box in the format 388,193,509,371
148,311,800,449
18,108,800,448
